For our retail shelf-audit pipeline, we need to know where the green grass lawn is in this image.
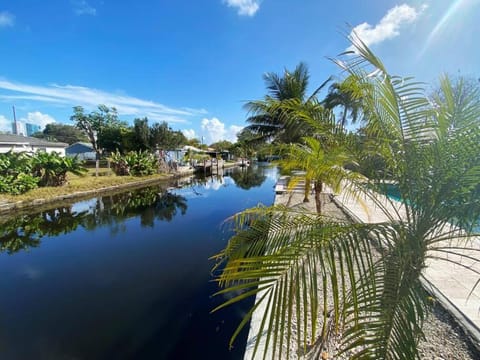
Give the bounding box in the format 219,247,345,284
0,168,171,203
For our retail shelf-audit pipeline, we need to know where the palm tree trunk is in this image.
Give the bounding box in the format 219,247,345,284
303,178,311,202
314,180,323,214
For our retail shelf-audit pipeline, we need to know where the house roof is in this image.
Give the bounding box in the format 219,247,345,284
0,134,68,148
66,142,95,152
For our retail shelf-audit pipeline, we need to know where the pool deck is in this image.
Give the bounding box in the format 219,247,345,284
244,181,480,359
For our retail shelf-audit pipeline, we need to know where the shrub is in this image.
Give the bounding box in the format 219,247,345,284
0,174,39,195
110,150,158,176
31,152,87,187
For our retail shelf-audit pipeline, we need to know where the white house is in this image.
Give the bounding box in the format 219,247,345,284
0,134,68,156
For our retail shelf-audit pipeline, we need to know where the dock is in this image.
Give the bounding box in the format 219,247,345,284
192,159,225,175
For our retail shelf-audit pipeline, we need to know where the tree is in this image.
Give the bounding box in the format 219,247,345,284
212,37,480,359
323,74,367,127
281,134,358,213
430,75,480,131
133,117,151,151
210,140,234,152
245,62,330,144
70,105,122,157
33,123,88,144
99,125,131,154
150,121,187,150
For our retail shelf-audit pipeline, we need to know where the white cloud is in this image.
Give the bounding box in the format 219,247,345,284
201,117,242,143
223,0,260,16
72,0,97,16
0,11,15,27
347,4,425,51
0,114,11,132
229,124,244,139
20,111,57,129
0,79,206,123
182,129,197,140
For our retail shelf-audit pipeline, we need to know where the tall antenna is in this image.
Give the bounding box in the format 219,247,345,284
12,105,17,135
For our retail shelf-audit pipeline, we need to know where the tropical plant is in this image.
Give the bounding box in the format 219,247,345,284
245,62,330,144
0,152,38,194
31,151,87,187
0,173,39,195
109,150,158,176
271,98,362,211
212,36,480,359
323,74,368,127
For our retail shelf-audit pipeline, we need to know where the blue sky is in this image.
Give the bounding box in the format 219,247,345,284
0,0,478,144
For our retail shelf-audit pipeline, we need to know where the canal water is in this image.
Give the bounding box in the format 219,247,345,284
0,164,278,360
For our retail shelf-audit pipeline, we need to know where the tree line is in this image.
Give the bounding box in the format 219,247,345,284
33,105,188,156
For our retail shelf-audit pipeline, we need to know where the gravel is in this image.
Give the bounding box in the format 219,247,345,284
418,302,479,359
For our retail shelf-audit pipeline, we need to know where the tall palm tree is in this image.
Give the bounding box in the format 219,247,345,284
323,74,367,127
212,36,480,359
245,62,330,144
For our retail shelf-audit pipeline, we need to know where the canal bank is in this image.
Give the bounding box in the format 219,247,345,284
0,162,238,215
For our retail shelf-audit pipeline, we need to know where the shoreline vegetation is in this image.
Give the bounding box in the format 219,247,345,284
0,162,237,214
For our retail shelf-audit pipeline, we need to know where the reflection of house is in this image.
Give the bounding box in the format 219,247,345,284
0,134,67,155
65,142,96,160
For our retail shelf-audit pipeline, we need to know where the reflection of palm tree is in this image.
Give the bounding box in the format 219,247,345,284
227,166,267,190
87,187,189,227
213,38,480,359
155,192,188,222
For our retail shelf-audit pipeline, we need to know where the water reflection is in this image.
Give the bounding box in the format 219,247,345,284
0,164,278,360
227,164,268,190
0,187,188,254
0,207,89,254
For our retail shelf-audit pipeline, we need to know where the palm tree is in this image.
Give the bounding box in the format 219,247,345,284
273,98,361,212
323,74,366,127
212,36,480,359
245,62,330,144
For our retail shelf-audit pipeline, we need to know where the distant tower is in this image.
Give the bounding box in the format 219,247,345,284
12,105,17,134
11,106,26,136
